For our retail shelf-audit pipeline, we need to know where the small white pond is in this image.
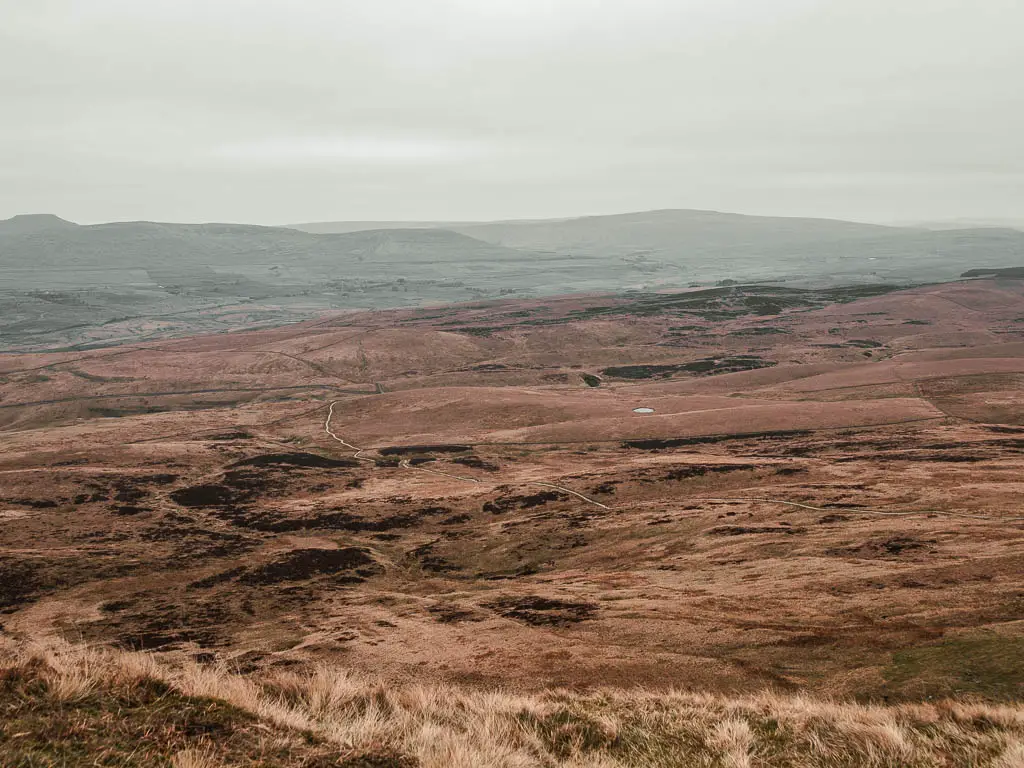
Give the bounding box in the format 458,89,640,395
632,407,655,414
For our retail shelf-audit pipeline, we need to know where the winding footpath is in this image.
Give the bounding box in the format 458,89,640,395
397,459,482,484
324,400,371,462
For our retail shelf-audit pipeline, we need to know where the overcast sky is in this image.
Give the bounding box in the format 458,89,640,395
2,0,1022,224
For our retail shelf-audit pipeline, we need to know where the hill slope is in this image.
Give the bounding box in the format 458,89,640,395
0,224,555,349
4,639,1021,768
3,209,1024,351
0,221,527,270
456,208,905,254
0,213,79,236
1,280,1023,703
293,208,1024,283
290,208,902,252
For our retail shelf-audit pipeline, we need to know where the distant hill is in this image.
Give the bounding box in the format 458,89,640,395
456,209,904,256
0,213,79,236
0,221,529,271
898,218,1024,232
291,209,1024,284
5,210,1024,288
4,208,1024,351
962,266,1024,278
291,208,902,253
288,217,568,235
0,221,555,350
291,220,478,235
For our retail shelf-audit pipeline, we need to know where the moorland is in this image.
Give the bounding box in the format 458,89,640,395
2,230,1024,765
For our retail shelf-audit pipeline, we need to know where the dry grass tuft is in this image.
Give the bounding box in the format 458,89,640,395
993,740,1024,768
29,637,102,702
170,746,222,768
2,638,1023,767
710,718,754,768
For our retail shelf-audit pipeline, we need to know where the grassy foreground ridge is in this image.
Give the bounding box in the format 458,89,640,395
1,639,1022,767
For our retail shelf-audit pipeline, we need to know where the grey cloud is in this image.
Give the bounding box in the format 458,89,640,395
1,0,1021,223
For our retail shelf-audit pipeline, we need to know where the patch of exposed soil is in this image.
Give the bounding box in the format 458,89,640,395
450,456,500,471
170,484,241,508
833,451,991,463
111,505,150,516
239,548,382,586
987,426,1024,434
407,542,460,573
708,525,807,536
442,513,472,525
0,498,58,509
0,559,44,611
212,506,450,534
188,567,247,590
657,464,758,481
623,430,813,450
483,491,566,515
108,599,234,650
139,523,256,560
486,596,597,627
428,603,486,623
602,356,776,379
378,445,472,456
229,453,359,469
828,536,937,559
817,514,851,524
202,430,253,441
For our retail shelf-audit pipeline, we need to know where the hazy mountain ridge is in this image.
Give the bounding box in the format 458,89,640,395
291,208,1024,275
0,216,572,350
290,208,906,250
457,208,908,255
0,220,527,269
0,213,80,236
897,218,1024,231
2,208,1023,351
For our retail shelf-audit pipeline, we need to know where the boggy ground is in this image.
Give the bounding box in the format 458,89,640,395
0,279,1022,702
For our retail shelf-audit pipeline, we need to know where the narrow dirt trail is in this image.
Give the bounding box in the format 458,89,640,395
398,459,482,484
529,482,611,510
324,400,373,462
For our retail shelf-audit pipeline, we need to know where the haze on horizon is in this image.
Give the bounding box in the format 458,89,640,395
2,0,1022,226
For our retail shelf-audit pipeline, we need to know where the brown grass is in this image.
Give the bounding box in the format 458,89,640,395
170,748,222,768
2,637,1022,767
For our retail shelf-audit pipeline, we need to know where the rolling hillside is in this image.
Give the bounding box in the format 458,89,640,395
294,208,1024,283
3,209,1023,351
